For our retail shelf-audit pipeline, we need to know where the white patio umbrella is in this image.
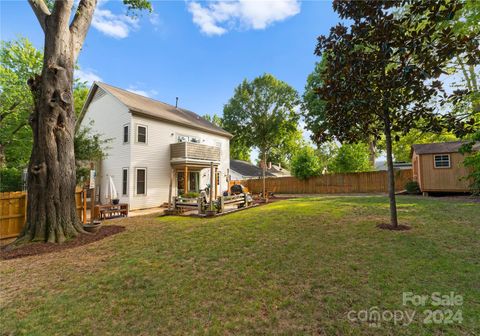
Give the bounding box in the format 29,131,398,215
106,175,119,203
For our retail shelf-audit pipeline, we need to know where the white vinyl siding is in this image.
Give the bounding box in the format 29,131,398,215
129,114,230,210
80,89,131,205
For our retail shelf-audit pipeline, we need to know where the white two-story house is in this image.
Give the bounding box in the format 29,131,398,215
78,82,232,210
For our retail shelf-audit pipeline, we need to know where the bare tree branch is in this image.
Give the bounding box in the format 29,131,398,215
51,0,74,32
28,0,51,33
70,0,97,61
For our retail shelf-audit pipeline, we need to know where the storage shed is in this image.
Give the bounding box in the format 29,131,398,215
411,141,479,194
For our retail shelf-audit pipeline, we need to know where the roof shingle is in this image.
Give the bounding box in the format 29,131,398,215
90,82,232,138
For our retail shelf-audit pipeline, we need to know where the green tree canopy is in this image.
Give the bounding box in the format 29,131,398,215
0,37,109,191
0,38,43,168
222,73,300,196
222,74,300,157
329,143,372,173
314,0,479,227
290,145,321,180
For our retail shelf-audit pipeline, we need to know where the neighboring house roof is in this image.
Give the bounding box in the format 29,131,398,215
267,164,291,177
78,82,233,138
230,160,275,178
412,141,480,155
375,161,412,171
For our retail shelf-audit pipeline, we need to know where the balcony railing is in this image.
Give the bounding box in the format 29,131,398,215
170,142,220,162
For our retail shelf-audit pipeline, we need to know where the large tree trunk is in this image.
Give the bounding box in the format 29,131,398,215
18,3,84,243
383,115,399,228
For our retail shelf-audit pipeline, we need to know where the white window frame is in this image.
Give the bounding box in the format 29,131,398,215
136,124,148,144
176,133,200,143
135,168,147,195
123,124,129,144
122,168,128,196
434,154,451,169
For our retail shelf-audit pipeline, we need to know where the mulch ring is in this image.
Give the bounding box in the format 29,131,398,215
0,225,125,260
377,223,411,231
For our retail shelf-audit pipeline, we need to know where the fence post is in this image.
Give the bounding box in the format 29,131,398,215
82,189,87,224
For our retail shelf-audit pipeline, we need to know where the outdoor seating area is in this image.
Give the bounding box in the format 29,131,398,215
94,203,129,220
168,185,254,217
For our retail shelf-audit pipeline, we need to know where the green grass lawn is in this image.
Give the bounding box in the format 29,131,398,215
1,196,479,335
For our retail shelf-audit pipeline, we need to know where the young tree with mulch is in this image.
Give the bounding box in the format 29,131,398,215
19,0,151,244
312,0,479,228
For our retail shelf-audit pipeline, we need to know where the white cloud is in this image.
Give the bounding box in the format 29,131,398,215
187,0,301,36
75,68,102,85
92,7,139,39
126,86,158,98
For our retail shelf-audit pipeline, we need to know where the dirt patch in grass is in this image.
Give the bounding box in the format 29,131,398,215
0,225,125,260
376,223,411,231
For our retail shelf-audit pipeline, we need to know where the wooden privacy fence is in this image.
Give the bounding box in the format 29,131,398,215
0,188,86,240
231,169,413,194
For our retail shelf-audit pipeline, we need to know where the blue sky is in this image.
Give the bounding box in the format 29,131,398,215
2,0,340,159
1,0,339,113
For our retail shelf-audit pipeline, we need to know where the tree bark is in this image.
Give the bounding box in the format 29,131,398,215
262,151,267,202
383,113,399,228
17,0,95,244
368,139,376,168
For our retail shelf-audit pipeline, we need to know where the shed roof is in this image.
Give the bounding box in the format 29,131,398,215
412,141,480,155
80,82,233,138
230,160,275,178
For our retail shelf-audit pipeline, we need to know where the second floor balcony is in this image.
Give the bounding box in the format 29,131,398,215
170,142,221,165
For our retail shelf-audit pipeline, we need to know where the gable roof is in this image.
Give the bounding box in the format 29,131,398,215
412,141,480,155
230,160,275,178
268,164,291,177
79,82,233,138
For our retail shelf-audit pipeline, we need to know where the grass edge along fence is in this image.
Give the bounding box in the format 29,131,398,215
232,169,412,195
0,187,86,240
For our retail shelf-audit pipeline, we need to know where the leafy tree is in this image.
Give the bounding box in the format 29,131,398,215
266,128,303,169
203,113,252,161
290,146,320,180
223,74,300,198
389,130,457,162
18,0,151,244
303,58,378,167
460,131,480,195
0,38,43,168
0,37,108,192
74,121,112,185
329,143,372,173
203,113,223,127
314,0,479,228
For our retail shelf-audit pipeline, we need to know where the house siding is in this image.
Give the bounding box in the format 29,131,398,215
80,89,132,205
129,114,230,210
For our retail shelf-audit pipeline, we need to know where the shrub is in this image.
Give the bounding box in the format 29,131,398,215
0,167,23,192
291,146,321,180
405,180,421,194
181,191,200,198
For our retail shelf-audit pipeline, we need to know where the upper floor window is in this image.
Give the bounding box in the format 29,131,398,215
177,134,200,143
137,125,147,144
434,154,451,168
123,125,129,143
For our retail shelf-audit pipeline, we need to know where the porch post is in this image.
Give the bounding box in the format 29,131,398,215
168,168,173,210
184,165,188,195
214,166,218,199
210,161,214,209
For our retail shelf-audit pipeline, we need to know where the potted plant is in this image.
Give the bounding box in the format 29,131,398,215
84,220,102,233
